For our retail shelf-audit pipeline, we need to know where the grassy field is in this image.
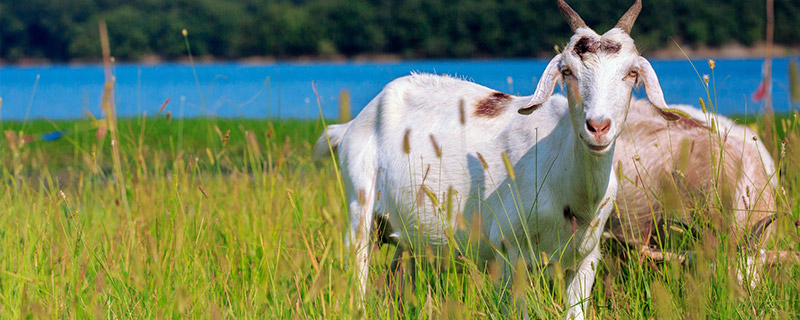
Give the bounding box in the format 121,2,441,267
0,108,799,318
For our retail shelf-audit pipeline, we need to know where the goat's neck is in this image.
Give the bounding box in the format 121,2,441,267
559,132,615,218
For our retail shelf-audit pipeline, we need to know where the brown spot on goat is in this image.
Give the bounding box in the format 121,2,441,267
573,37,621,59
474,92,511,118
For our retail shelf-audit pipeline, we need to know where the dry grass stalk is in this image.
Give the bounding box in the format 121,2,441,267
158,97,171,114
99,21,131,218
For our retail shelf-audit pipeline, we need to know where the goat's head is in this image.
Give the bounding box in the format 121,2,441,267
519,0,678,155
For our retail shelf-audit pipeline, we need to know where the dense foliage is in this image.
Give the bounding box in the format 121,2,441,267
1,0,798,62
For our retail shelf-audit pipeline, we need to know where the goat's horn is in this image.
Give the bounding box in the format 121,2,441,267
615,0,642,33
558,0,587,31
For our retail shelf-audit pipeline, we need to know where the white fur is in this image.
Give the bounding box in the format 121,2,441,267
316,13,673,320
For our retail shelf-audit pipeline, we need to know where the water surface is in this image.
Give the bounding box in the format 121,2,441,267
0,58,795,120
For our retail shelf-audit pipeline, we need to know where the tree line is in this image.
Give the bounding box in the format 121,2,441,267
1,0,798,62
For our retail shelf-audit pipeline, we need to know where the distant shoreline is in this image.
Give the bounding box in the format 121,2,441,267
645,42,800,60
2,43,798,67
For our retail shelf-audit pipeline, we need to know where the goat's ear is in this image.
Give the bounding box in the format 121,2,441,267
519,54,562,115
638,57,681,121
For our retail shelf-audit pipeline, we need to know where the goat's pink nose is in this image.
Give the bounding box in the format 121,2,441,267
586,119,611,139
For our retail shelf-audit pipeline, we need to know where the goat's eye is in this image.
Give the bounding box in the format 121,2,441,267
561,69,572,76
627,70,638,78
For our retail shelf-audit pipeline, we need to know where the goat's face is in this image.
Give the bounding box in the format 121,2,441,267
561,28,638,153
519,0,678,155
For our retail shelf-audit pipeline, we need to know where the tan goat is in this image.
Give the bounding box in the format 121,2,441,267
611,99,779,284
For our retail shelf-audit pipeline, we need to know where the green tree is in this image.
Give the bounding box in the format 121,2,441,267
1,0,799,62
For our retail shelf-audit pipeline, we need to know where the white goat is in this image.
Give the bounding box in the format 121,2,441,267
315,0,678,318
611,99,778,284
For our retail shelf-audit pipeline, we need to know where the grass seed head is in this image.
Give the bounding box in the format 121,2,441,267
358,189,366,205
476,152,489,169
338,89,351,123
245,130,260,154
699,97,707,113
205,148,215,165
780,141,786,161
512,258,529,300
501,152,515,180
429,134,442,158
652,280,678,319
458,99,466,125
422,186,440,212
222,129,230,147
4,130,18,151
267,122,275,139
445,186,454,220
213,125,222,139
455,212,467,231
402,129,411,154
425,245,435,265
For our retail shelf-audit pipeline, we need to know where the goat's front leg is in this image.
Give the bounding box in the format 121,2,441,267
564,246,601,320
496,242,529,318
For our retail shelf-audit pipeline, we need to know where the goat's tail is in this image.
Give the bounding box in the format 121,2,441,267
313,122,351,161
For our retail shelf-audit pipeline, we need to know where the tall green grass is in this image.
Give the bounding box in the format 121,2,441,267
0,105,797,318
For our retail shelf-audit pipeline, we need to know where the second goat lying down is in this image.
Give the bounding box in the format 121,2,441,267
611,99,777,281
315,0,678,318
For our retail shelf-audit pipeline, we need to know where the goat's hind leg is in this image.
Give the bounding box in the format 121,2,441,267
343,171,379,308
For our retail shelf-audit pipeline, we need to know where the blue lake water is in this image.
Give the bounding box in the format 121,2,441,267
0,58,796,120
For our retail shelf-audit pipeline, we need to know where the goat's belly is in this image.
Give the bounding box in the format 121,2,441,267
379,181,465,255
389,211,452,249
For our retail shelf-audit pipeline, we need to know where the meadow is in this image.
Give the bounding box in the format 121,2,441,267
0,97,798,318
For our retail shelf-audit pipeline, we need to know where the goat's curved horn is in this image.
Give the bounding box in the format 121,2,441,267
615,0,642,33
558,0,587,31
